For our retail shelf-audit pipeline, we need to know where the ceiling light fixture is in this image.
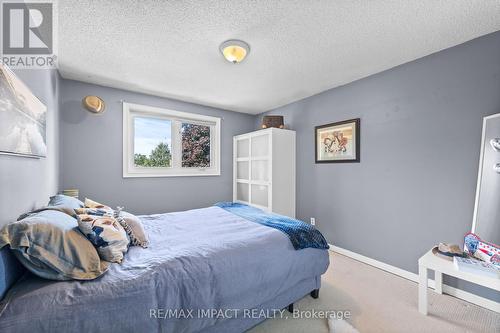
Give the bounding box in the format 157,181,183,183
220,40,250,64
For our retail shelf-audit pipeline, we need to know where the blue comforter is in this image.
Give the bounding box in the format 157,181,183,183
215,202,329,250
0,206,330,333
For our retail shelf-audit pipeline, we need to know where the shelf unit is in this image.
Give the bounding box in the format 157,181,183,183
233,128,296,218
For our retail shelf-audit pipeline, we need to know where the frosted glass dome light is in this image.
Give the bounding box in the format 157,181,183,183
220,40,250,64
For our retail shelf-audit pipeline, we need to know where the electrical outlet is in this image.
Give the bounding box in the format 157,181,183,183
310,217,316,226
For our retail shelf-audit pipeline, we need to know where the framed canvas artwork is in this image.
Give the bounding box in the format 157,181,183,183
315,118,360,163
0,64,47,158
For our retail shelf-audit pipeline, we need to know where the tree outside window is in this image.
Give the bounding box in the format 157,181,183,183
181,123,210,167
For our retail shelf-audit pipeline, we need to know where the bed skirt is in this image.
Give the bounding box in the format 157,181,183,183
203,275,321,333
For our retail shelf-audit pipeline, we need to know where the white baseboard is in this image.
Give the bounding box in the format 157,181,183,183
329,244,500,313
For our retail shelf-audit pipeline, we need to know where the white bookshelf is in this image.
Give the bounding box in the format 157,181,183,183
233,128,296,218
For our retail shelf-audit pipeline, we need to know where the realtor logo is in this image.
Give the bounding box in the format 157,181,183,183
1,1,57,68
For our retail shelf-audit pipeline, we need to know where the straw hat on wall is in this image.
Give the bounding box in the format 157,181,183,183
82,96,105,114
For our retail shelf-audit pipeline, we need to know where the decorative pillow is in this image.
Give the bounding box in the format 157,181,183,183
75,207,111,216
77,214,129,263
48,194,84,210
0,210,108,281
75,207,149,248
84,198,111,210
118,211,149,248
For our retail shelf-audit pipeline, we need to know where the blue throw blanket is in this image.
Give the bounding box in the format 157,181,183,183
215,202,329,250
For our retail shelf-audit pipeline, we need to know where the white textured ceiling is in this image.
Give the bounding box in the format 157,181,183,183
58,1,500,114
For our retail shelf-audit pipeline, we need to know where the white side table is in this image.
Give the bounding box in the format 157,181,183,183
418,249,500,315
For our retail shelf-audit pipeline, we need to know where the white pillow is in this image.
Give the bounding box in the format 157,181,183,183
118,212,149,248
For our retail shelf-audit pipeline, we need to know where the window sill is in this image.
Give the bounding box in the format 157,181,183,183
123,171,221,178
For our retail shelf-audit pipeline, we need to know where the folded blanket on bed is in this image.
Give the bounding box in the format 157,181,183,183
215,202,329,250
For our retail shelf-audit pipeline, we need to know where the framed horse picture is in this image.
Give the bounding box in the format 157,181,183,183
315,118,360,163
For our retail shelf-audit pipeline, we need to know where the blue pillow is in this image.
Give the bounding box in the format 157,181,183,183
0,210,108,281
0,247,25,300
48,194,84,210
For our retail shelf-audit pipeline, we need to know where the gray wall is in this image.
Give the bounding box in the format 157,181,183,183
60,79,255,215
256,31,500,301
4,32,498,302
0,69,60,227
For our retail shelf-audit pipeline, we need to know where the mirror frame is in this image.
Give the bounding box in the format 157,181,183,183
471,112,500,234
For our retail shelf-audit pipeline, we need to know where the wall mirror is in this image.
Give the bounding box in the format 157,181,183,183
472,113,500,245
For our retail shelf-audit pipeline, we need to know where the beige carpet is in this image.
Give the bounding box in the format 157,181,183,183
249,251,500,333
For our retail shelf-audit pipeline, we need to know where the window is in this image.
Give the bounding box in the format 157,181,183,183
123,103,220,177
134,117,172,168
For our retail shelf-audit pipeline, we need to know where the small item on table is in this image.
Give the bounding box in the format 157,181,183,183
453,256,500,278
464,233,500,266
432,242,466,261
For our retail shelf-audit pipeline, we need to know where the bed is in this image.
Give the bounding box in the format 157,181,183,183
0,205,329,333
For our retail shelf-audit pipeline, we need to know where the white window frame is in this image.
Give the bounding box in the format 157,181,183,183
123,102,221,178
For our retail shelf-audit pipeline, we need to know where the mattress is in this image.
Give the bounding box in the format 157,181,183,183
0,206,329,333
